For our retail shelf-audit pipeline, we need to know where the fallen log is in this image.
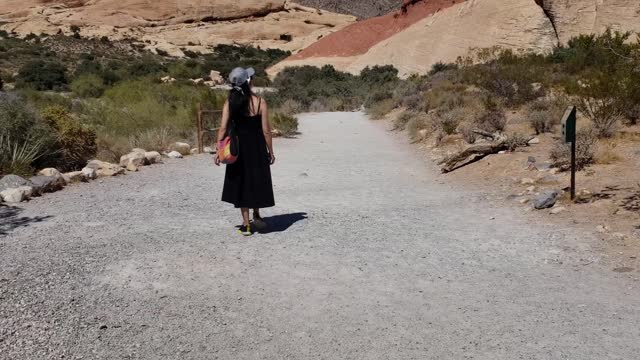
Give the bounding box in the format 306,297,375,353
440,143,508,173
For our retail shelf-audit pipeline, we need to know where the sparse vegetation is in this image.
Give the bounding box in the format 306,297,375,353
0,34,295,175
550,128,597,171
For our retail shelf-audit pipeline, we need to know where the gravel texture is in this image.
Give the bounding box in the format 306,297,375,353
1,112,639,359
297,0,400,19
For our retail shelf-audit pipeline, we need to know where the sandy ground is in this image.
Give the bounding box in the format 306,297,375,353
1,112,640,359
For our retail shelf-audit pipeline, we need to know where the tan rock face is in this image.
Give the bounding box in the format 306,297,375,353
0,1,356,55
539,0,640,44
271,0,640,78
272,0,557,78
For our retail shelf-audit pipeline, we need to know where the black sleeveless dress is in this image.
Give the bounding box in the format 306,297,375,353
221,109,275,209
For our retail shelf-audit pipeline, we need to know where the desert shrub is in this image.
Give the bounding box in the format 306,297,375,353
182,49,200,59
458,123,476,144
0,93,56,148
127,56,167,77
41,105,97,171
16,60,68,90
203,44,289,86
270,113,298,137
129,127,172,152
0,93,57,174
277,99,305,116
308,99,328,113
401,93,427,112
364,89,393,109
570,72,623,138
18,89,72,111
71,73,106,98
274,65,362,109
0,133,48,177
424,84,467,111
367,99,395,120
391,80,419,107
594,140,622,165
429,62,458,75
435,108,463,135
168,60,204,80
503,133,530,151
528,110,555,134
476,109,506,133
393,110,417,130
406,114,430,141
360,65,399,87
550,128,597,170
95,132,130,163
622,104,640,125
155,48,169,57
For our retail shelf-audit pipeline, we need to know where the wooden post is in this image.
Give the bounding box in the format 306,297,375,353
196,103,203,154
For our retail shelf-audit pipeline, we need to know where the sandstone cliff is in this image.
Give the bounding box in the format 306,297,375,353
539,0,640,44
0,1,356,55
270,0,557,78
271,0,640,78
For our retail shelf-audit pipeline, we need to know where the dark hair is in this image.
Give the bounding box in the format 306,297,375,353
228,81,254,119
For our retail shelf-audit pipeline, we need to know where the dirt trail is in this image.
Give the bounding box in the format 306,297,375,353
1,112,639,359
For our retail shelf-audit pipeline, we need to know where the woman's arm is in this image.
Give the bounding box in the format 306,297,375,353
260,99,276,164
214,101,230,166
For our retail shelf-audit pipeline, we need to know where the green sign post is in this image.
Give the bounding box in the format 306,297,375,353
561,106,577,200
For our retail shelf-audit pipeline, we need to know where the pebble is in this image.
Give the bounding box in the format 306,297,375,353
550,207,567,215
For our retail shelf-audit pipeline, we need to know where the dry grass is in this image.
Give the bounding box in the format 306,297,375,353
594,140,622,165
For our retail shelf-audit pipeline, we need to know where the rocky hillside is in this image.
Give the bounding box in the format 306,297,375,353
296,0,400,19
0,0,356,56
271,0,640,78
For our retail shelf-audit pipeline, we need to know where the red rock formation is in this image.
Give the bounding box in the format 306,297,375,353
288,0,466,60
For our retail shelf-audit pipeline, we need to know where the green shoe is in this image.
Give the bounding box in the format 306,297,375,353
238,224,252,236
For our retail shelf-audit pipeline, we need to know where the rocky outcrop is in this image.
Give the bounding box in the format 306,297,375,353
536,0,640,45
271,0,640,78
0,1,356,55
271,0,557,78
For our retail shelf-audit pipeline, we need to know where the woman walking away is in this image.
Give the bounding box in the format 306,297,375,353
215,67,276,236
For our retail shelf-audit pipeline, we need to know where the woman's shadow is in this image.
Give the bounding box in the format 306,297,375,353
254,212,308,234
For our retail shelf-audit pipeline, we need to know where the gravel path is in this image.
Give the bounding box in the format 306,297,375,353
1,112,639,359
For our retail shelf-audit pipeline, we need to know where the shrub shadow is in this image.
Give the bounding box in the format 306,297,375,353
0,204,53,236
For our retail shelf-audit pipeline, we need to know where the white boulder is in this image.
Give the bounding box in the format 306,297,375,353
1,186,33,203
82,167,97,180
38,168,66,183
87,160,125,177
209,70,224,85
120,151,148,168
145,151,162,164
170,142,191,156
167,151,183,159
203,146,215,154
65,171,86,183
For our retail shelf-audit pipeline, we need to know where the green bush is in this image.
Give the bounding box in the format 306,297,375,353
567,70,624,137
41,106,97,171
360,65,399,87
270,113,298,137
0,93,57,175
16,60,68,90
429,62,458,75
71,74,106,98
